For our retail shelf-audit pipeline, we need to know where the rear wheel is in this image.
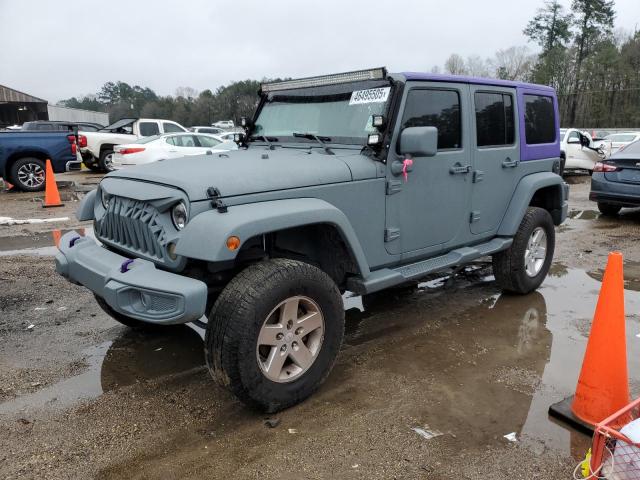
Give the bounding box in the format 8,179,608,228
98,149,115,172
493,207,555,294
205,259,344,412
9,157,46,192
597,202,622,216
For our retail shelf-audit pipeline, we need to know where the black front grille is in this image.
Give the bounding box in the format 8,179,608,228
98,196,167,260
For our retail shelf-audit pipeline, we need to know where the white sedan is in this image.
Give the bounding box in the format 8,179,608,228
111,133,237,168
604,132,640,155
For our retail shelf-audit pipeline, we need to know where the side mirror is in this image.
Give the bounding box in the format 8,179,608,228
399,126,438,157
579,133,590,148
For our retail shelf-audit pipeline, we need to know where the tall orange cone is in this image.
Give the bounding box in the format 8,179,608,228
43,159,64,208
549,251,629,433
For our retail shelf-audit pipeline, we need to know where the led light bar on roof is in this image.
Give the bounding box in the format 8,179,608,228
261,67,387,92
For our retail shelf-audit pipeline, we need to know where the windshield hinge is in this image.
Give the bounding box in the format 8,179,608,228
206,187,228,213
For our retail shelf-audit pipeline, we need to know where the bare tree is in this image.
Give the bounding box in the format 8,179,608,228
466,55,490,77
490,46,536,80
444,54,468,75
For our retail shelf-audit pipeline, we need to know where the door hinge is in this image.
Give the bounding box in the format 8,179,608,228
386,180,402,195
384,228,401,242
473,170,484,183
470,211,481,223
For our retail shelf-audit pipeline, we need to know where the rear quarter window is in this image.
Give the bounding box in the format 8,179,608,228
524,94,555,144
139,122,160,136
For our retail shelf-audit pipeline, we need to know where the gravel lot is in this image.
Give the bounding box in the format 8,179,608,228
1,172,640,479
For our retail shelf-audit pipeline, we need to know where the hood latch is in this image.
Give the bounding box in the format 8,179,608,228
206,187,228,213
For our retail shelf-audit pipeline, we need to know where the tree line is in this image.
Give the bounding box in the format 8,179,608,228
61,0,639,129
437,0,639,128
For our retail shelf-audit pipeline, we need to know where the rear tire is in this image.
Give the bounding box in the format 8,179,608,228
597,202,622,216
94,294,169,331
98,149,115,172
9,157,46,192
205,259,344,412
492,207,555,295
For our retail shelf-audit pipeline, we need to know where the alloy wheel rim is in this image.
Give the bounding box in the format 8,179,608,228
524,227,547,277
104,153,114,170
256,296,325,383
17,163,45,188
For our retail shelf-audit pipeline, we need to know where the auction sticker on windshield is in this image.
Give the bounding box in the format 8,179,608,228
349,87,391,105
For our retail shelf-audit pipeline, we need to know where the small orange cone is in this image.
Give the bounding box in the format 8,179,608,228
43,159,64,208
549,251,629,432
3,179,14,191
572,251,629,424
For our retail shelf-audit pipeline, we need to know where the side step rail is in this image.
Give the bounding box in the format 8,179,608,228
348,237,512,295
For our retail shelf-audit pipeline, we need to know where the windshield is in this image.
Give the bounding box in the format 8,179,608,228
254,85,391,145
134,135,162,144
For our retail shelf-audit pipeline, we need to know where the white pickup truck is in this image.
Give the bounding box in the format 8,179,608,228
78,117,187,171
560,128,611,174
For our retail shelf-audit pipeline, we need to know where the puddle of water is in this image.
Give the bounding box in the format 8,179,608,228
0,227,94,257
0,326,204,416
588,260,640,292
568,209,600,220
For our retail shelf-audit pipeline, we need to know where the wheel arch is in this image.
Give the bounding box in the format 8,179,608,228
175,198,372,280
498,172,567,236
4,151,48,180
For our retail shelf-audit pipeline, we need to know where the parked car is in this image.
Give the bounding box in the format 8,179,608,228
111,133,237,168
603,132,640,155
589,129,612,141
22,120,104,132
212,120,235,129
189,126,224,135
217,131,239,142
560,128,607,173
55,67,567,412
590,139,640,215
0,131,80,191
78,118,187,172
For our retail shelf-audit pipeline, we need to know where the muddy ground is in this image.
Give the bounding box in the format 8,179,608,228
1,172,640,479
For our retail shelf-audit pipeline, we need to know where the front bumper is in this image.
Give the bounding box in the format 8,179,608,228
55,231,207,325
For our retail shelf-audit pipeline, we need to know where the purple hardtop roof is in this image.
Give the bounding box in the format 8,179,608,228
400,72,554,92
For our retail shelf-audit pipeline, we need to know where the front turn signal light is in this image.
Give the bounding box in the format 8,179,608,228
226,236,241,251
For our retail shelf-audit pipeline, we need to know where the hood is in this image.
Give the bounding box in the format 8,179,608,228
107,146,374,201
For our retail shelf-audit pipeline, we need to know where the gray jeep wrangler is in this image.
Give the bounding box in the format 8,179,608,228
56,68,568,412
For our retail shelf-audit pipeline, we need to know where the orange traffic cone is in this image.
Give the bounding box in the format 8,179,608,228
43,159,64,208
549,251,629,433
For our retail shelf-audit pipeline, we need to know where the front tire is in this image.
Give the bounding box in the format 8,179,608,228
597,202,622,216
205,259,344,412
492,207,555,294
9,157,46,192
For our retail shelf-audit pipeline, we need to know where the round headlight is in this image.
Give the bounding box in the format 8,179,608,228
101,189,111,209
171,202,188,230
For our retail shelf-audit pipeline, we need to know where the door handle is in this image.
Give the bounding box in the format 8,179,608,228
449,163,471,174
502,157,519,168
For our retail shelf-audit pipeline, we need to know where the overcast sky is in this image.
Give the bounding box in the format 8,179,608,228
1,0,639,103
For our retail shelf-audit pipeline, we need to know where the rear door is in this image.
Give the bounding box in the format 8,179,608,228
469,86,520,236
165,134,206,157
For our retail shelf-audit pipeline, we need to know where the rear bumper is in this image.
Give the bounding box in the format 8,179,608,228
590,174,640,207
55,231,207,325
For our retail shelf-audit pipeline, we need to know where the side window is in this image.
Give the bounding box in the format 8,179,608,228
567,131,580,143
196,135,221,148
165,136,176,146
524,95,556,144
139,122,160,137
163,122,184,133
401,89,461,150
474,92,515,147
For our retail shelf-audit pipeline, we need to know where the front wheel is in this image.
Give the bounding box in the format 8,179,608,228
205,259,345,412
492,207,555,294
98,149,115,172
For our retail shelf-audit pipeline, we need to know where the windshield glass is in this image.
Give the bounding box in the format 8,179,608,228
254,85,391,145
134,135,162,144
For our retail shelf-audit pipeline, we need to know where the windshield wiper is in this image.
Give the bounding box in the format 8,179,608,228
292,132,334,155
250,135,277,150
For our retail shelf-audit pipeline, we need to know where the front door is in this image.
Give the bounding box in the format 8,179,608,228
385,83,473,256
469,86,520,235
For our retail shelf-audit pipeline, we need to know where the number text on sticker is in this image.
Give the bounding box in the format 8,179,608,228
349,87,391,106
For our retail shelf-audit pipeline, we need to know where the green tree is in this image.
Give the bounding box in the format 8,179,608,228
524,0,572,54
